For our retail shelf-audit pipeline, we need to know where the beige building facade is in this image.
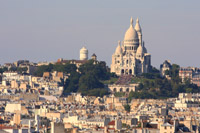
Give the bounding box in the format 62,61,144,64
108,83,137,93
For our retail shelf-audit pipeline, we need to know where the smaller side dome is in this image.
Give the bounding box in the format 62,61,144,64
134,18,142,33
136,44,143,56
115,41,122,54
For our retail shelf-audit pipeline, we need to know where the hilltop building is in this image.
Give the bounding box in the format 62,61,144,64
111,17,151,76
80,46,88,60
91,53,97,61
57,46,98,68
160,60,172,77
179,67,200,87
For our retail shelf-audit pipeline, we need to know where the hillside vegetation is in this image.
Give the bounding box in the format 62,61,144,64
34,62,200,99
34,60,117,97
128,64,200,100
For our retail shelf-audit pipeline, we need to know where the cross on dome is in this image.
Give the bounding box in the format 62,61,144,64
130,17,133,26
136,17,139,23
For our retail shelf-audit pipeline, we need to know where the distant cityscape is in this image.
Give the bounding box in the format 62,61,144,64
0,18,200,133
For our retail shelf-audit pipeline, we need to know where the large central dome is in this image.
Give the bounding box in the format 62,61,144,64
124,17,138,41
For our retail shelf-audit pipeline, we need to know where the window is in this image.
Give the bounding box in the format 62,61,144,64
129,69,132,74
121,69,124,74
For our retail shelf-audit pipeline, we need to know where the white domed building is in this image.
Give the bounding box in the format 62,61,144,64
111,17,151,76
80,46,88,60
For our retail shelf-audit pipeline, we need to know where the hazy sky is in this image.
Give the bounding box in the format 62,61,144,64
0,0,200,68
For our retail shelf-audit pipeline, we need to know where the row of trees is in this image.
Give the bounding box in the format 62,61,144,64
0,67,28,74
33,63,77,77
0,67,8,74
9,67,28,74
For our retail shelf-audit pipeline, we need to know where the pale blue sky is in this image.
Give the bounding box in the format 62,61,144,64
0,0,200,68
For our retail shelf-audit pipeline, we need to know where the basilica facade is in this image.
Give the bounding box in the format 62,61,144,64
111,17,151,76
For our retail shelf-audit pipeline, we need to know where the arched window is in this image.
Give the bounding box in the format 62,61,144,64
121,69,124,74
129,69,132,74
120,88,123,92
126,60,128,64
126,88,129,92
113,88,116,92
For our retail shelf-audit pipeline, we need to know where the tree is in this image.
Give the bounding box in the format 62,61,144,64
63,63,77,74
17,67,28,74
61,60,112,97
78,60,95,75
78,72,104,93
33,64,54,77
185,88,193,93
114,92,125,97
78,60,110,80
53,63,65,72
138,83,144,90
87,88,109,97
9,67,17,71
0,67,8,73
64,72,80,93
124,104,130,112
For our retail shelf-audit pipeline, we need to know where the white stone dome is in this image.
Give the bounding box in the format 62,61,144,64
115,44,122,54
136,44,143,55
80,46,87,52
134,18,142,33
124,18,138,41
